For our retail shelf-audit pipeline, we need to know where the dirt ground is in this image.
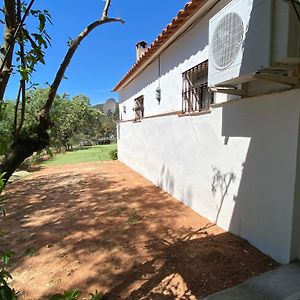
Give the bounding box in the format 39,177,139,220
1,161,278,299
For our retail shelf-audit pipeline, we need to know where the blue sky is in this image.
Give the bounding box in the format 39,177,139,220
5,0,188,105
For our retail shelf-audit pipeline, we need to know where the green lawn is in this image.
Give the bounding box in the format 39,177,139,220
41,144,117,166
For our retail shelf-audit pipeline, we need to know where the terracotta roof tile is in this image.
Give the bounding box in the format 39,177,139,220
113,0,209,91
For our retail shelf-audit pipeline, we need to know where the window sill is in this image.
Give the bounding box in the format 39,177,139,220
177,110,212,117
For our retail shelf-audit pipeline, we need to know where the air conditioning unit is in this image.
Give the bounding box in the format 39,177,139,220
208,0,300,87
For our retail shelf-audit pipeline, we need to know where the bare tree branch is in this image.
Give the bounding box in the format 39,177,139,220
40,0,124,123
22,28,39,50
15,0,27,139
102,0,111,19
13,83,22,137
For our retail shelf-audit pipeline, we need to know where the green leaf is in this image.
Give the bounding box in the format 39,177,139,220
18,67,31,82
44,32,52,46
0,285,16,300
1,250,15,266
38,14,46,32
48,289,81,300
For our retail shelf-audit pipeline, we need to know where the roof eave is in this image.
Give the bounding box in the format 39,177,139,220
113,0,218,92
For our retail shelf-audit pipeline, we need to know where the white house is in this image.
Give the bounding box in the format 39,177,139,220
113,0,300,264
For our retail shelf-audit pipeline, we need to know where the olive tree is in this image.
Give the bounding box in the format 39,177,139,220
0,0,124,184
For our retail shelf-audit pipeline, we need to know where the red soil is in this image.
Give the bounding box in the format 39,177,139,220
0,161,277,299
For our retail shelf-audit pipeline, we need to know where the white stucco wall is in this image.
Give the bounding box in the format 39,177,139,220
118,0,232,122
118,90,300,264
116,0,300,263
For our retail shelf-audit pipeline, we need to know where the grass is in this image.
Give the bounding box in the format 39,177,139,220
41,144,117,166
127,209,139,225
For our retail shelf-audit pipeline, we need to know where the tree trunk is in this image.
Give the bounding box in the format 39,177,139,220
0,124,49,184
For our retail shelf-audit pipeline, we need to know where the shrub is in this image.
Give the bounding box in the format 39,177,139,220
0,250,17,300
109,148,118,160
49,289,80,300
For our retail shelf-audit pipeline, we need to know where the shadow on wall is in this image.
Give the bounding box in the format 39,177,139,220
210,0,299,260
209,0,300,262
157,163,175,195
211,166,236,224
239,0,272,77
292,108,300,260
221,92,300,263
157,164,194,208
238,0,293,94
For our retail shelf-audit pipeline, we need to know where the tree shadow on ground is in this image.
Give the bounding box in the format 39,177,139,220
0,162,277,299
103,227,276,299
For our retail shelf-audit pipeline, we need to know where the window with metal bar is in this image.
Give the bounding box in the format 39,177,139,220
134,95,144,120
182,60,214,113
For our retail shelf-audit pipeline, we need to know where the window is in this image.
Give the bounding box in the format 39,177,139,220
182,60,214,113
134,96,144,120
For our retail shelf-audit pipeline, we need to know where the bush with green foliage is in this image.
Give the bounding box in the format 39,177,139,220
0,102,14,156
109,148,118,160
49,289,103,300
0,88,118,157
0,251,17,299
49,289,81,300
0,174,16,300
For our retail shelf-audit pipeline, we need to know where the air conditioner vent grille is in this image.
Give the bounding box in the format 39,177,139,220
211,12,244,69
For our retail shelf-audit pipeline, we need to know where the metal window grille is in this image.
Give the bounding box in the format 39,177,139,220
134,96,144,120
182,60,214,113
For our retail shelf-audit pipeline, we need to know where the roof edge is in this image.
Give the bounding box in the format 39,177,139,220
113,0,216,92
